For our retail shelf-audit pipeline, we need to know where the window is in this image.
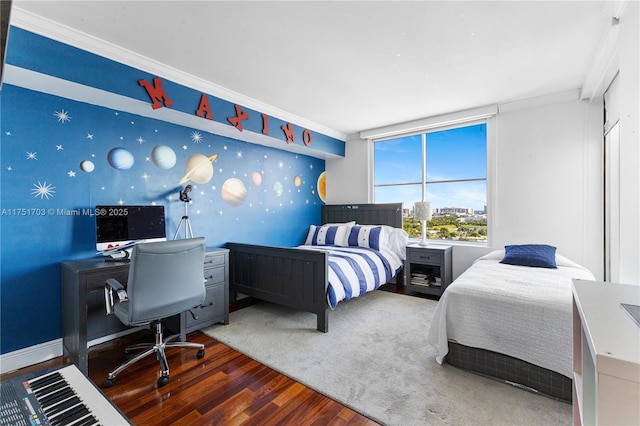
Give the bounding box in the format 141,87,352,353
374,123,487,242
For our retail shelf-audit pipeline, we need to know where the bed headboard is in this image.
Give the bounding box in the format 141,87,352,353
321,203,403,228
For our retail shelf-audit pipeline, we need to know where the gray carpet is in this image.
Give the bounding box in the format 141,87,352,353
202,291,571,425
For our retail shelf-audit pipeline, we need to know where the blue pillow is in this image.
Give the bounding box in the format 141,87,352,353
500,244,557,269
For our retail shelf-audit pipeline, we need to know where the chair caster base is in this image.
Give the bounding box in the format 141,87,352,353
157,376,169,387
103,378,114,388
197,348,205,359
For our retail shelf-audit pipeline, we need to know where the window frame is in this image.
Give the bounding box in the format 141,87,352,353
370,117,494,246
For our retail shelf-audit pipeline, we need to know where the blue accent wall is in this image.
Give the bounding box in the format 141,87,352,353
0,28,337,354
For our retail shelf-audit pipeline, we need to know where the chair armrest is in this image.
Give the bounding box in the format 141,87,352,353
104,278,128,315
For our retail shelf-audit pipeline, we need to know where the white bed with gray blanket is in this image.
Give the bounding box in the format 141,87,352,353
426,248,595,400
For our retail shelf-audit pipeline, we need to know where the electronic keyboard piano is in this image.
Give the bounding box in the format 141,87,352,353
0,364,130,425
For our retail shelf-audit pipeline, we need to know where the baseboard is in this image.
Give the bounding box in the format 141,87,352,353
0,339,62,374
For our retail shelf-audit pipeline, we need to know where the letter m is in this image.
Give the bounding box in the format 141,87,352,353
138,77,174,109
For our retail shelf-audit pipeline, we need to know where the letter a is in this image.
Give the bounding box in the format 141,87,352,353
138,78,174,110
196,94,213,120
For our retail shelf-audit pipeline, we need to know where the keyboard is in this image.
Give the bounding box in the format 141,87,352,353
0,364,130,425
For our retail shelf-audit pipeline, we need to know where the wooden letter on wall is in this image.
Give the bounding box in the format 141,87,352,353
303,129,313,146
138,77,174,109
261,114,269,134
227,104,249,131
281,123,296,144
196,94,214,120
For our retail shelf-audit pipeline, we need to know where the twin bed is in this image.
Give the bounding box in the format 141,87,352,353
426,246,595,401
227,203,406,332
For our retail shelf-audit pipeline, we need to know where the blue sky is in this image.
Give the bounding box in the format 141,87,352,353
374,124,486,212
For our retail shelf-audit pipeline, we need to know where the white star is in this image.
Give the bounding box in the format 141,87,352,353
145,157,151,162
54,109,72,123
26,151,37,160
31,181,56,199
68,171,76,177
141,173,150,180
183,145,188,150
87,134,94,139
237,151,243,159
7,166,12,171
5,131,11,136
56,145,63,150
136,136,145,144
191,131,203,143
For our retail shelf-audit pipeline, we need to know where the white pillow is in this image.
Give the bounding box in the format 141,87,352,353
380,225,409,260
304,222,355,246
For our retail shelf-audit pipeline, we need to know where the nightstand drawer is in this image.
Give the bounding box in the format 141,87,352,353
408,250,443,265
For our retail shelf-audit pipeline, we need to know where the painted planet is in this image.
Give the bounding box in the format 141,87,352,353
151,144,177,169
294,175,302,187
273,181,283,197
79,160,95,173
317,171,326,202
221,178,247,207
251,171,262,186
179,153,217,185
107,147,134,170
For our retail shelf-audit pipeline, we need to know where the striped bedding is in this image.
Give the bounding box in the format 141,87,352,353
298,245,404,309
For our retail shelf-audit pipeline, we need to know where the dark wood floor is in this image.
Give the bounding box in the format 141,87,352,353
2,283,433,425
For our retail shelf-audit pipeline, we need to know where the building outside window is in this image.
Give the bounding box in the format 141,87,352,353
373,122,487,242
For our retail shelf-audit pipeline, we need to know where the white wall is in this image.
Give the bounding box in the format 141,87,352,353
328,94,604,279
616,1,639,284
494,96,603,278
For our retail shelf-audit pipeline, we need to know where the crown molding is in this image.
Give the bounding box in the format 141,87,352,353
9,7,346,142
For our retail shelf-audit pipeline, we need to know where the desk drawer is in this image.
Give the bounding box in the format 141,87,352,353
186,284,225,328
204,266,225,285
204,253,226,268
408,250,443,265
85,269,128,291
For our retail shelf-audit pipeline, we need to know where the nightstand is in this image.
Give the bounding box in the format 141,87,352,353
404,243,452,297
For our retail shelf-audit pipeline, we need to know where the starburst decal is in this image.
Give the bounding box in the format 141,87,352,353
87,134,94,139
68,171,76,177
54,109,72,123
237,151,243,159
31,181,56,199
56,145,63,150
26,151,37,160
191,131,203,143
136,136,145,144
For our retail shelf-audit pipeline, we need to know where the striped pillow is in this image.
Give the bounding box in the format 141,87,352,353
304,223,353,246
347,225,384,251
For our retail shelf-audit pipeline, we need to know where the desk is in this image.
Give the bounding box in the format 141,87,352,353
61,248,229,375
572,280,640,425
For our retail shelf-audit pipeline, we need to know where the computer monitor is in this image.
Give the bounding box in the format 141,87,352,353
95,205,166,258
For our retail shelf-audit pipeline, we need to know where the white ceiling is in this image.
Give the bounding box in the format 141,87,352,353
12,1,612,138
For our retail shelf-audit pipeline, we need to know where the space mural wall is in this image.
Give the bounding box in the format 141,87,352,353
0,27,344,354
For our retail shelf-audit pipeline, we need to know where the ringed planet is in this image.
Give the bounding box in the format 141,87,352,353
179,153,218,185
